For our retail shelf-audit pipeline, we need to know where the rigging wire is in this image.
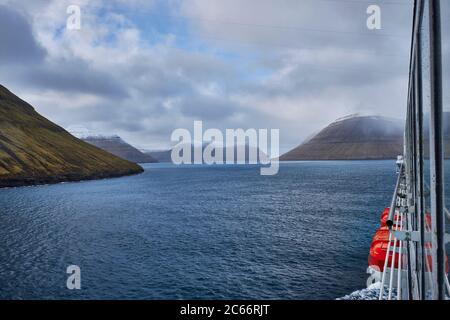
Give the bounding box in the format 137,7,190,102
133,10,411,39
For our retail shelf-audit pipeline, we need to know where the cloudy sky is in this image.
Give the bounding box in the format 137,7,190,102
0,0,414,152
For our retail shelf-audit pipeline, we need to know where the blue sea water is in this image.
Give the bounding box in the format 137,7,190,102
0,161,397,300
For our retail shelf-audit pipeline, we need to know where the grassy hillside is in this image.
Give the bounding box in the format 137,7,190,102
0,85,143,187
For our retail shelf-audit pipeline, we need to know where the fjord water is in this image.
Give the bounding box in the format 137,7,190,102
0,161,396,300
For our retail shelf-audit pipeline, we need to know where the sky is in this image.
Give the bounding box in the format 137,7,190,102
0,0,414,153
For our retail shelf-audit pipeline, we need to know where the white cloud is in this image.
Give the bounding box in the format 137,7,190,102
0,0,413,153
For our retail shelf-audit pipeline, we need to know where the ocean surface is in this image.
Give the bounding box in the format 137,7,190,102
0,161,398,300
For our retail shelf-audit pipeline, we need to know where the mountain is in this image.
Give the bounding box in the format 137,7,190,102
281,115,404,161
82,136,157,164
145,150,172,163
0,85,143,188
146,143,268,163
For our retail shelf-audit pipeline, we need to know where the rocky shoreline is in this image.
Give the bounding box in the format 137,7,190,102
0,167,144,188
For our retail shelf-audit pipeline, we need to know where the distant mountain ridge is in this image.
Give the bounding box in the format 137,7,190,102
82,135,157,164
281,115,404,161
0,85,143,187
145,150,173,163
146,143,268,163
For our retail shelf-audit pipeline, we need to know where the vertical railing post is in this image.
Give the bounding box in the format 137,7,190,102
428,0,445,300
414,24,426,300
408,83,416,300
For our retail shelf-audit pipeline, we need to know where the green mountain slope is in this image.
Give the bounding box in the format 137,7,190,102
0,85,143,187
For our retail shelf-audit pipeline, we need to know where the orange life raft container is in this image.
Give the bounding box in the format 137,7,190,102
368,208,448,273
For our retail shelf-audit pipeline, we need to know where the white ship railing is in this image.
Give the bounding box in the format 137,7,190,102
378,0,448,300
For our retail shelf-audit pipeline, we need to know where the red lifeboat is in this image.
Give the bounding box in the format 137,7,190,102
368,227,400,272
369,209,449,273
